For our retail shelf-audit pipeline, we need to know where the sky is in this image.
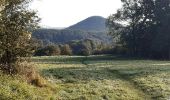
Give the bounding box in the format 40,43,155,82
31,0,122,28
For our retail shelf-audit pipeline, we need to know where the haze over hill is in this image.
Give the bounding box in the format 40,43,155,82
33,16,111,44
68,16,106,32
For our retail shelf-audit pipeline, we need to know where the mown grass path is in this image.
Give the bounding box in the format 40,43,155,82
81,56,151,100
109,69,152,99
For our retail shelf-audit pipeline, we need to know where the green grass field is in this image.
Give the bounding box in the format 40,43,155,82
1,55,170,100
32,55,170,100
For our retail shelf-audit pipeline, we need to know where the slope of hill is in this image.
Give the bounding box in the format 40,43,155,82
32,29,112,44
32,16,111,45
67,16,106,32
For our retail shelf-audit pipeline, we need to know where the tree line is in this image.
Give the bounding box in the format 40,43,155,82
107,0,170,59
34,39,114,56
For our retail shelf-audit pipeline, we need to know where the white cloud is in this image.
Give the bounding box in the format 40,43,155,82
31,0,122,27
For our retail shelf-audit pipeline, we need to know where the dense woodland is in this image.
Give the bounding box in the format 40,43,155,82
107,0,170,59
34,39,113,56
32,22,113,56
32,29,112,44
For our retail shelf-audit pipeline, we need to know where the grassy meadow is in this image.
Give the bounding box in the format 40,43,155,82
1,55,170,99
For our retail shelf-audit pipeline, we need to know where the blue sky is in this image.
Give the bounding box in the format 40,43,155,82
31,0,122,27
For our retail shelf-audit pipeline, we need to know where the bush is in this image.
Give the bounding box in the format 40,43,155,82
81,48,91,56
61,44,72,55
35,45,61,56
16,61,46,87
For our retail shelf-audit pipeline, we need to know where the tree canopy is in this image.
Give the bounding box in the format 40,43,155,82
107,0,170,59
0,0,39,74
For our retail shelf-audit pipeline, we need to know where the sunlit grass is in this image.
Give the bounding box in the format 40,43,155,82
0,73,57,100
32,55,170,99
1,55,170,99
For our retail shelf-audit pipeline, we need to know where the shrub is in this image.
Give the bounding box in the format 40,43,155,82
81,48,91,56
16,61,46,87
61,44,72,55
35,45,61,56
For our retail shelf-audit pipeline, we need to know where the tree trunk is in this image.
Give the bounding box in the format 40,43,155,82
0,50,17,74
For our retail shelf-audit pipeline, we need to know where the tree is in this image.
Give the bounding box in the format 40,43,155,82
150,0,170,59
61,44,72,55
0,0,39,74
107,0,154,56
107,0,170,59
35,45,61,56
81,39,93,56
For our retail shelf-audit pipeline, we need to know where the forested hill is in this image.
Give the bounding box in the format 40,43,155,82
32,16,112,45
67,16,106,32
32,29,112,44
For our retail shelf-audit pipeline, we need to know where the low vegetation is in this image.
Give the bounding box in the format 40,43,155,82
1,55,170,99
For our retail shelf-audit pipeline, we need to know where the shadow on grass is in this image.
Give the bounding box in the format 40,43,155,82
41,63,170,84
42,66,117,83
33,55,149,65
39,55,170,100
41,64,170,99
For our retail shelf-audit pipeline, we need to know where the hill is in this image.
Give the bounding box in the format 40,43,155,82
32,16,112,45
32,29,112,45
67,16,106,32
32,16,114,55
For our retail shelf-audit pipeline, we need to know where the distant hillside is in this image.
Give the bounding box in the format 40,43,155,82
32,29,112,45
32,16,112,45
67,16,106,32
